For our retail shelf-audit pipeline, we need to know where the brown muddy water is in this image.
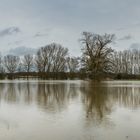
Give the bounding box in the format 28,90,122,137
0,80,139,140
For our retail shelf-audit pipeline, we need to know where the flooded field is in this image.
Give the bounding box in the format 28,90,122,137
0,80,140,140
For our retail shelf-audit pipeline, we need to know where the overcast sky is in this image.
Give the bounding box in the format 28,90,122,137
0,0,140,56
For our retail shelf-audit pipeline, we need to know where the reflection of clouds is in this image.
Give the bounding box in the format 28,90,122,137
0,117,18,130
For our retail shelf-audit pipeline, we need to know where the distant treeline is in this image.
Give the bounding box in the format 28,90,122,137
0,31,140,80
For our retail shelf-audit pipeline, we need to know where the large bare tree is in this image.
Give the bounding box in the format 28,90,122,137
81,32,115,76
35,43,68,73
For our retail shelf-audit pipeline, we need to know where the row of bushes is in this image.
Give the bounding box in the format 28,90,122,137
114,73,140,80
3,72,88,80
0,72,140,80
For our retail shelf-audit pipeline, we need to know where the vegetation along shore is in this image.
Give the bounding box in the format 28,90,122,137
0,32,139,80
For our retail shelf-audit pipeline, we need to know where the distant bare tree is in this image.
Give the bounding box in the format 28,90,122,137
35,47,49,72
111,49,140,75
35,51,43,72
0,54,5,73
81,32,115,76
66,57,79,72
50,43,68,72
17,62,23,73
4,55,19,73
23,54,34,72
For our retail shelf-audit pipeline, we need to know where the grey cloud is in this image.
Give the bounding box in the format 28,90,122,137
8,46,37,56
34,32,48,38
8,40,22,46
130,43,140,50
117,23,140,31
116,27,127,31
119,35,133,41
0,0,140,54
33,28,52,38
0,27,21,37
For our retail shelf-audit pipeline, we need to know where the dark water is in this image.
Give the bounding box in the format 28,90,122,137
0,80,140,140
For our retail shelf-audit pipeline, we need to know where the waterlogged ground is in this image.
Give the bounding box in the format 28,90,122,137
0,80,140,140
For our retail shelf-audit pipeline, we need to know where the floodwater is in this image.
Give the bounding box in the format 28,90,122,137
0,80,140,140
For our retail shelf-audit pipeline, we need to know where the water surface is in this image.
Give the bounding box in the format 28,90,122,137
0,80,140,140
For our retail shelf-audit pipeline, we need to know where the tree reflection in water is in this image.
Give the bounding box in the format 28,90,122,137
80,82,114,127
80,81,140,127
0,80,139,126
